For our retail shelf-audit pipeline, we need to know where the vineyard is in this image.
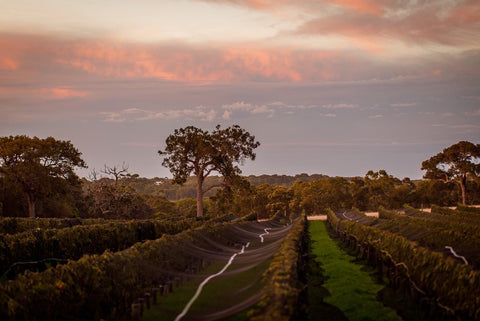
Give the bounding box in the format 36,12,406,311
328,206,480,320
0,205,479,320
0,214,308,321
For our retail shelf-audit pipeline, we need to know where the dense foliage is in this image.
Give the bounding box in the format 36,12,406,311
327,209,480,320
159,125,260,217
0,218,199,278
375,207,480,268
422,141,480,205
0,219,293,321
0,217,106,235
0,136,87,218
3,170,480,219
1,136,478,221
248,216,308,321
0,230,202,320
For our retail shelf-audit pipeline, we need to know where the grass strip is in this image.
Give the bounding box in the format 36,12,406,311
309,220,402,321
142,258,270,321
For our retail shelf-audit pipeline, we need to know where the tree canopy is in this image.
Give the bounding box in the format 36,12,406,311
84,164,153,219
422,141,480,205
159,125,260,217
0,135,86,217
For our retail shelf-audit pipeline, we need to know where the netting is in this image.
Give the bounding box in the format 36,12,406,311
145,220,294,320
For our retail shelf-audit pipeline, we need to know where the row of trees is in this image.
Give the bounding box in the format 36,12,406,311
205,170,480,219
159,131,479,217
0,130,479,219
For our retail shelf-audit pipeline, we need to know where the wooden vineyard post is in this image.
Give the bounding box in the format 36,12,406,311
131,303,141,321
162,281,173,295
137,298,145,316
144,292,151,309
152,287,159,304
166,280,173,293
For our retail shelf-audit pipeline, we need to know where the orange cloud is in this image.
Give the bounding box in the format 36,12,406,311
51,40,345,83
325,0,383,15
201,0,383,14
0,57,18,70
2,31,477,89
35,87,89,99
0,36,27,70
199,0,288,10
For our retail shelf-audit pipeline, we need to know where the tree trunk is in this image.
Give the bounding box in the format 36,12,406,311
27,193,36,218
196,174,204,217
460,175,467,205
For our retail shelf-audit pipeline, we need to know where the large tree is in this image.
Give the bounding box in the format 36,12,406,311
421,141,480,205
0,135,87,217
159,125,260,217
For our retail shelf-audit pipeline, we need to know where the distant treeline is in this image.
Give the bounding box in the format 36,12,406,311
111,173,329,201
2,171,479,219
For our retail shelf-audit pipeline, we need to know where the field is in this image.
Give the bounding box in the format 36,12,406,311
1,205,480,321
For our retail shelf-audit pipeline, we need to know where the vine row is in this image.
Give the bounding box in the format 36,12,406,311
375,207,480,268
0,219,268,321
0,217,109,235
327,209,480,320
0,219,198,278
248,216,308,321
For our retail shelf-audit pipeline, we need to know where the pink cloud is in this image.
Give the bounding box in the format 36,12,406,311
1,31,478,90
35,87,89,99
196,1,479,49
0,36,28,70
2,34,355,83
201,0,382,14
295,0,480,47
324,0,383,15
0,57,18,70
199,0,288,10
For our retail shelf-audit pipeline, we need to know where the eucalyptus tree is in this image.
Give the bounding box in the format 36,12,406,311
159,125,260,217
0,135,86,217
422,141,480,205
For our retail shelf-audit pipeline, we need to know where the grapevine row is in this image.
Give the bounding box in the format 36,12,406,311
0,218,199,278
398,205,480,226
0,217,110,235
430,205,480,224
327,209,480,320
376,207,480,268
0,219,272,321
248,215,308,321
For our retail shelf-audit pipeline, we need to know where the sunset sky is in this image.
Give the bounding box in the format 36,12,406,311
1,0,479,179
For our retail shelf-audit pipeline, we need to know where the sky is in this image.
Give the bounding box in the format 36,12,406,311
1,0,479,180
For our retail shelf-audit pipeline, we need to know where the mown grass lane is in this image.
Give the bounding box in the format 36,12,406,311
308,220,402,321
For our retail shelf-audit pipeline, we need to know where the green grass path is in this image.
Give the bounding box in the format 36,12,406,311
309,221,402,321
142,259,269,321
